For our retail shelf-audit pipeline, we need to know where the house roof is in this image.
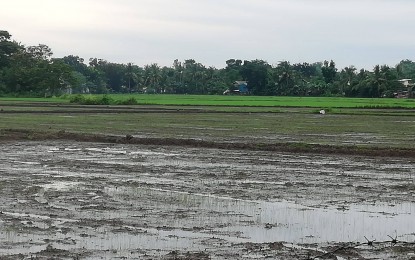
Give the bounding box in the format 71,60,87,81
234,81,247,85
398,79,414,87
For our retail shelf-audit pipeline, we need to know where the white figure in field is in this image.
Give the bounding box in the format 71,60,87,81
319,109,326,115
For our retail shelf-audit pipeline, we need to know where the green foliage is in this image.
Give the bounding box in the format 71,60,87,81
117,97,138,105
60,94,415,108
69,94,87,104
240,60,271,95
0,31,22,68
69,94,114,105
321,60,337,84
1,29,415,99
99,95,113,105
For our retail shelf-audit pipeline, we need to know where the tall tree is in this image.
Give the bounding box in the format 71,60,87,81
339,66,356,96
274,61,296,96
144,63,162,93
224,59,243,86
321,60,337,84
43,59,76,96
124,62,140,93
0,30,22,69
396,60,415,79
2,44,74,96
240,60,271,95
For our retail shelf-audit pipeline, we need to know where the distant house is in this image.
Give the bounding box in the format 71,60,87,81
223,81,249,95
395,79,414,98
234,81,249,94
398,79,413,87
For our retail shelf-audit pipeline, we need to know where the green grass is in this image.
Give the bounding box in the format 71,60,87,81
1,94,415,108
0,97,68,103
67,94,415,108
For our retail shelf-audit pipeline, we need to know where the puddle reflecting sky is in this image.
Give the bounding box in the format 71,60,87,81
106,186,415,244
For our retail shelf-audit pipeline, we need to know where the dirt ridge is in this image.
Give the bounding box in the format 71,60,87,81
1,128,414,158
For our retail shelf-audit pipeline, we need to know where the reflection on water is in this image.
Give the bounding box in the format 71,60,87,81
3,185,413,255
106,186,415,244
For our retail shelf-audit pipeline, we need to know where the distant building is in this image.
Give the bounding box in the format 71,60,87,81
234,81,249,94
398,79,413,87
395,79,414,98
223,81,249,95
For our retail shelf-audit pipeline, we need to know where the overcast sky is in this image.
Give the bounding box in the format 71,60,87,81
2,0,414,70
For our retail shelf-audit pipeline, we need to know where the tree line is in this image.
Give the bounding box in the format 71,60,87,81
1,30,414,98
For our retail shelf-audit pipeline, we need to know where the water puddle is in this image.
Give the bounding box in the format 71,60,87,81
3,185,404,255
105,186,415,244
40,181,81,191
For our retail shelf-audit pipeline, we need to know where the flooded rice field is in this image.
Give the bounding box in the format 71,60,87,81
0,141,415,259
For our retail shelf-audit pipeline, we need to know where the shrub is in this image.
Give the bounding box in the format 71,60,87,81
97,95,113,105
117,97,138,105
69,94,86,104
69,94,114,105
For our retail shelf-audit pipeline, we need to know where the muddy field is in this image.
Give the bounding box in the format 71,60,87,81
0,140,414,259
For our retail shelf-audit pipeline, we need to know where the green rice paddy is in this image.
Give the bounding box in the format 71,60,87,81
1,94,415,108
68,94,415,108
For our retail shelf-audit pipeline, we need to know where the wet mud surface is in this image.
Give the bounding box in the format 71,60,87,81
2,129,415,158
1,141,415,259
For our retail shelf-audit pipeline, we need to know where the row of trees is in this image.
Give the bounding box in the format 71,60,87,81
1,30,414,97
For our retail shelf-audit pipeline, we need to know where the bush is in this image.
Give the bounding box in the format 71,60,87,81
69,94,114,105
69,94,86,104
97,95,113,105
117,97,138,105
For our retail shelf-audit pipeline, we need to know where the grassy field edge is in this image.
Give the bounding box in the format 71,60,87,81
2,95,415,109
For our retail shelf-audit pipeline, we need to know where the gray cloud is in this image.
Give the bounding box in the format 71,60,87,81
2,0,414,69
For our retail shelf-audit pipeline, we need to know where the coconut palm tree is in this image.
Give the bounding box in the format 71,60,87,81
124,62,139,93
144,63,162,93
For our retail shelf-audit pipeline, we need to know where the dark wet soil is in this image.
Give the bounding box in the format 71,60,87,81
0,136,415,259
2,128,415,158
